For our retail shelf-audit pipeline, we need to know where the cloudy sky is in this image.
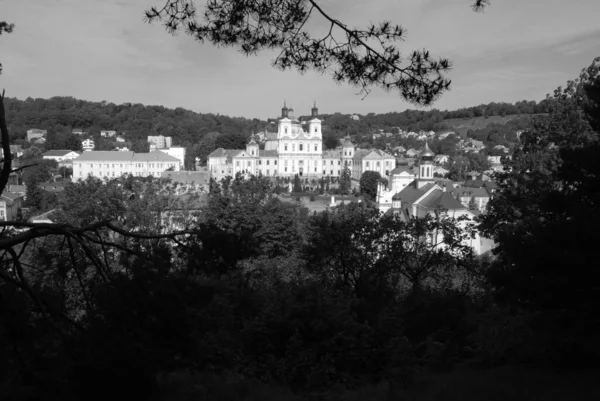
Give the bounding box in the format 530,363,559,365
1,0,599,119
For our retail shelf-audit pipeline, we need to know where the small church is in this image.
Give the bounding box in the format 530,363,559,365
376,143,483,254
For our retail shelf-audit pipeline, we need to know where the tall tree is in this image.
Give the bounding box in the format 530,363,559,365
359,170,383,200
0,21,14,75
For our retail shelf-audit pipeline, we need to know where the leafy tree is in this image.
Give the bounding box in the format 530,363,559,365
468,196,477,210
480,57,600,363
339,166,351,194
359,170,382,200
214,132,247,150
292,174,302,193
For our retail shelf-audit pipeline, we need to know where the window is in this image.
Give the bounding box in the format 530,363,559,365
266,160,270,165
338,161,341,165
284,145,288,151
314,128,317,133
285,128,288,134
331,170,333,175
299,144,303,151
258,160,262,165
292,144,295,151
285,167,288,172
314,167,317,172
330,160,333,165
236,161,240,167
366,162,370,168
252,150,255,155
377,162,380,167
314,145,317,151
274,160,277,165
247,161,251,167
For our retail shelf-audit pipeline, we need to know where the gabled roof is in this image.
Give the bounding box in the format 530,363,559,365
1,192,23,202
392,182,435,202
264,132,278,140
449,186,490,198
133,151,179,162
420,190,466,211
74,151,135,161
43,149,79,157
390,165,413,175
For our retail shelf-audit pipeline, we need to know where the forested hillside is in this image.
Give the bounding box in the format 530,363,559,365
6,96,552,167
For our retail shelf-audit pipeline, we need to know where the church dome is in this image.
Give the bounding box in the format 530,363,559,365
420,142,435,158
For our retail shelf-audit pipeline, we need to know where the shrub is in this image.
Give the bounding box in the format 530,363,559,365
310,195,315,202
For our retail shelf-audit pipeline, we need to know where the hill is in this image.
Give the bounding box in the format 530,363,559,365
440,113,547,135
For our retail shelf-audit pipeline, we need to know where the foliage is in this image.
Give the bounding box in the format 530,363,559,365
0,21,14,75
359,170,383,200
339,166,351,194
479,56,600,364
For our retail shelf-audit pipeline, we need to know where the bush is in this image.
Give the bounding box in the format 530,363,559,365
310,195,315,202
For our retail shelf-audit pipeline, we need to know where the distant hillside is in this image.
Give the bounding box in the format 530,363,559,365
441,113,548,135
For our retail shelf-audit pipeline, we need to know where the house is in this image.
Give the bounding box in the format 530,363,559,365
82,139,95,151
0,192,24,221
161,170,210,193
42,150,81,162
100,130,117,138
406,148,419,157
72,128,87,136
448,186,491,213
350,114,360,121
8,185,26,198
147,135,172,149
393,146,406,154
32,137,46,145
29,209,56,224
487,155,502,165
26,129,47,142
437,132,455,140
433,166,449,177
39,182,67,193
494,144,509,153
116,146,130,152
158,146,186,168
115,136,126,143
434,154,449,165
470,140,485,149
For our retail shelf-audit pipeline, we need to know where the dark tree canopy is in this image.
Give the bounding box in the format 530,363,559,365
214,132,248,150
145,1,493,105
0,21,14,75
359,170,383,201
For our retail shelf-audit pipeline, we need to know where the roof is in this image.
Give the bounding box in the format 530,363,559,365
392,182,435,202
133,151,179,162
259,150,278,157
208,148,240,160
43,149,79,157
420,190,466,211
450,186,490,198
8,185,26,193
1,192,23,202
264,132,278,141
29,209,57,223
420,142,435,158
322,149,342,158
390,165,413,175
74,151,135,161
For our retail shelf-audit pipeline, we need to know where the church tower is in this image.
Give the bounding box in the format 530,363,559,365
246,137,259,157
279,100,292,138
416,142,435,189
281,100,290,119
308,101,322,138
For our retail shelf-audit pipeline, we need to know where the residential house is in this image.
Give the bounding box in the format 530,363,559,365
115,136,126,143
42,150,81,162
433,166,449,177
26,129,47,142
448,186,491,213
29,209,56,224
72,128,87,136
148,135,172,149
8,185,26,198
406,148,418,157
0,192,24,221
82,139,95,151
161,170,210,194
100,130,117,138
487,155,502,165
158,146,186,168
434,154,450,165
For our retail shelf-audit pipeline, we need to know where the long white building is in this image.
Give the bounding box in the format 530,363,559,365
72,150,181,181
208,102,395,180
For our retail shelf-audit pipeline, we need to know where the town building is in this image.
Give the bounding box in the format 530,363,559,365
82,139,95,151
0,192,24,221
72,128,87,136
72,150,181,181
208,102,394,181
100,130,117,137
148,135,172,149
376,143,484,254
42,150,81,162
158,146,186,168
27,129,47,142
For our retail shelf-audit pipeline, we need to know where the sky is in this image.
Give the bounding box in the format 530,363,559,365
1,0,599,119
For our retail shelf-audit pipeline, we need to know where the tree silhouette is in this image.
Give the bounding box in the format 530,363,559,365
145,1,492,104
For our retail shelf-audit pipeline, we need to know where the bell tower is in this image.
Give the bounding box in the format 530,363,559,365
417,142,435,189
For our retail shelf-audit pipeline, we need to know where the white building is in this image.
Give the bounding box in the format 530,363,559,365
26,129,47,142
42,150,81,162
377,143,484,255
158,146,186,168
100,130,117,137
72,150,181,181
208,102,394,181
148,135,172,149
82,139,95,151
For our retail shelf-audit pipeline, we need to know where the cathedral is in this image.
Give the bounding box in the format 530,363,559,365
208,102,395,180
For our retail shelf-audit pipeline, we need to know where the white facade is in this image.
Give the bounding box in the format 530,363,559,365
72,151,181,181
42,150,81,162
82,139,95,151
100,130,117,137
208,103,394,181
158,146,186,168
